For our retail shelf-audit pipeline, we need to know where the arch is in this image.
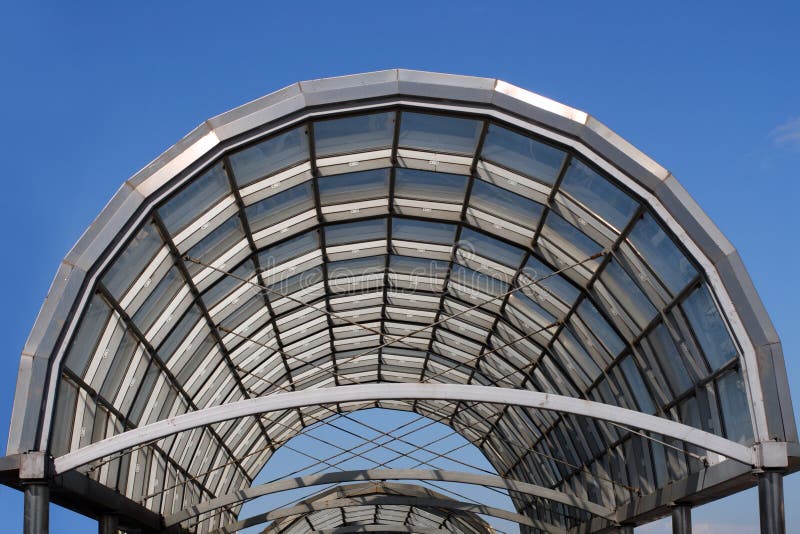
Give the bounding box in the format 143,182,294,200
54,383,755,474
215,482,563,534
164,467,615,526
3,70,795,534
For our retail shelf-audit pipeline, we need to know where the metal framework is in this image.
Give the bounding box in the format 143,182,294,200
252,483,497,534
1,70,797,534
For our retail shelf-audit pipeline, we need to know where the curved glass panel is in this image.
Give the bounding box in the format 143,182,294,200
481,123,567,184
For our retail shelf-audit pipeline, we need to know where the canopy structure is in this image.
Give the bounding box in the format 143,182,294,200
1,70,797,534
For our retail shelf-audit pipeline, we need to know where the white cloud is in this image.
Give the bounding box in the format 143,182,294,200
769,116,800,148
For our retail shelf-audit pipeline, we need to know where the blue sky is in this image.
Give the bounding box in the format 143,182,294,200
0,2,798,532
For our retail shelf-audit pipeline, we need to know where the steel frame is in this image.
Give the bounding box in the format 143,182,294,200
4,70,797,534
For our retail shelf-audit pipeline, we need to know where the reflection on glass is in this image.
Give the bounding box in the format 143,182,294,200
394,168,468,202
716,369,755,444
325,218,387,245
620,356,655,413
229,126,308,186
102,222,163,299
560,159,638,230
646,323,692,394
681,285,737,370
601,259,657,329
314,112,394,157
159,163,231,235
481,123,566,184
629,213,697,295
470,179,544,229
246,182,314,232
459,228,526,267
392,218,457,245
399,112,482,154
318,168,389,205
185,217,245,275
258,231,319,268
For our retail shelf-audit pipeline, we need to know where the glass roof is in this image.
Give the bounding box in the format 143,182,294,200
46,107,755,533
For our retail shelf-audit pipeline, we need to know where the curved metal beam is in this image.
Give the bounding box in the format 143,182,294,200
164,468,615,526
310,527,448,534
212,494,565,534
53,384,756,473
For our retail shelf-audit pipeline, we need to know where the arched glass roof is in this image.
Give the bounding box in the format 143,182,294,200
4,70,797,534
249,483,496,534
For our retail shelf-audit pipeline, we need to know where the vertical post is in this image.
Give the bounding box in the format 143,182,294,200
23,482,49,534
758,469,785,534
672,503,691,534
98,514,119,534
619,525,634,534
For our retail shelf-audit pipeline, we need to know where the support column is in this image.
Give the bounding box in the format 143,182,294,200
98,514,119,534
758,469,785,534
618,525,634,534
671,503,691,534
23,482,49,534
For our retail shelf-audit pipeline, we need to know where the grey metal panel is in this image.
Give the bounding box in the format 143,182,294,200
397,70,496,103
577,116,670,194
299,70,400,108
10,260,87,454
126,121,217,189
64,183,145,269
208,83,307,142
653,174,734,265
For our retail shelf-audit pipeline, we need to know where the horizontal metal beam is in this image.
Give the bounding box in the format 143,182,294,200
215,494,565,534
165,467,614,526
53,384,757,474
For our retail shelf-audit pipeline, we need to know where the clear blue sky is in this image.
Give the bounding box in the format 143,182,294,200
0,2,798,532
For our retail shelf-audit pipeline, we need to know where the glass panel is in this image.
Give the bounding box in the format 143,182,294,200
102,221,163,299
620,356,655,413
451,264,508,297
246,182,315,232
229,126,308,186
681,285,737,370
600,259,657,329
51,378,78,456
521,256,580,305
65,293,113,375
541,211,603,259
314,112,394,156
325,218,387,246
481,123,566,184
399,112,482,155
392,218,457,245
185,217,245,275
394,168,468,202
318,168,389,205
716,369,755,444
389,255,450,276
646,323,692,394
470,179,544,229
629,213,697,295
459,228,525,267
158,163,230,235
131,266,184,333
258,231,319,268
576,299,625,357
560,159,638,230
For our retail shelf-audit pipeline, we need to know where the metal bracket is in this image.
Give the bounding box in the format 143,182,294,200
19,451,51,480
